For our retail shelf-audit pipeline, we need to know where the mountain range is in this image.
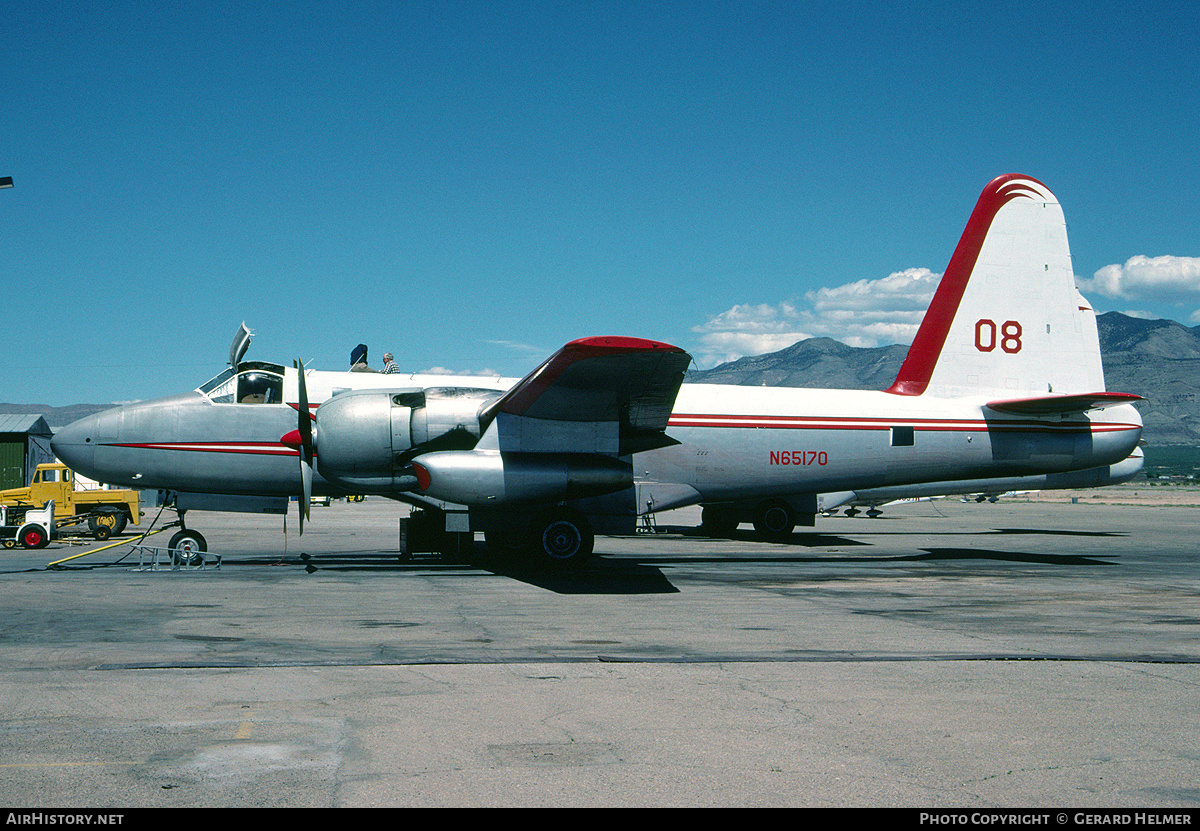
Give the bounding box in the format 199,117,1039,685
686,312,1198,446
4,313,1197,445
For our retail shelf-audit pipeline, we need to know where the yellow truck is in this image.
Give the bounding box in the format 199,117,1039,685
0,463,141,540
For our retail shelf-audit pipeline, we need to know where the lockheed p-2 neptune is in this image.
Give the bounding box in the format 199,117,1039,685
51,175,1144,567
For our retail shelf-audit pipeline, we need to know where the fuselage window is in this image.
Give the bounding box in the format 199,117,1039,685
891,425,915,447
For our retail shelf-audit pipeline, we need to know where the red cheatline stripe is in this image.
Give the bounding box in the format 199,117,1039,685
668,414,1139,434
108,442,300,456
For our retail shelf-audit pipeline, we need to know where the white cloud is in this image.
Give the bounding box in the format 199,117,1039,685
1079,255,1200,301
692,268,939,366
418,365,504,377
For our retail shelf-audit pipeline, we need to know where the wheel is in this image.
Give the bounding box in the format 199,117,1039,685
700,505,739,538
530,508,594,569
753,500,796,541
168,530,207,567
19,525,50,550
89,511,125,535
93,524,112,542
2,539,15,549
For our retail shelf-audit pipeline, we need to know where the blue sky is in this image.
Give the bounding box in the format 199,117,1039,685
4,1,1198,405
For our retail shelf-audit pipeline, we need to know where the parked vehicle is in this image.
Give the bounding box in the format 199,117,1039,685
0,500,55,549
0,464,140,540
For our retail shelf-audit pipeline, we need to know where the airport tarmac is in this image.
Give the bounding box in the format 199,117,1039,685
1,494,1197,808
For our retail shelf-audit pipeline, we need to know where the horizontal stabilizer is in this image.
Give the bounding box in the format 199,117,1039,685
986,392,1144,416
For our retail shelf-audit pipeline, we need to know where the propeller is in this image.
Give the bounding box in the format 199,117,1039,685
284,358,316,535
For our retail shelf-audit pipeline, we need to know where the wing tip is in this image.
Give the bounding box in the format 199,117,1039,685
565,336,688,354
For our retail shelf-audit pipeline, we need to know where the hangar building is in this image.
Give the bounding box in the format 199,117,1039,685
0,414,55,490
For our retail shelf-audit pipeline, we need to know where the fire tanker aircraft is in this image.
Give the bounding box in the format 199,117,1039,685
51,175,1144,568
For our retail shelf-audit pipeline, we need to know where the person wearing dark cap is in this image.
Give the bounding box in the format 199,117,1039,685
350,343,377,372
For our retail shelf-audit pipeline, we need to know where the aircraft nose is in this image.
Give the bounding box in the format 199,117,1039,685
50,409,117,479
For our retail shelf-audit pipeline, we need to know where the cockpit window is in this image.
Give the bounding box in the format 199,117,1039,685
198,362,286,404
199,368,236,396
236,371,283,404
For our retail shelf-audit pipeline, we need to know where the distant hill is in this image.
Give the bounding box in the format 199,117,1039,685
685,338,910,390
0,402,116,432
1095,314,1200,445
687,312,1200,446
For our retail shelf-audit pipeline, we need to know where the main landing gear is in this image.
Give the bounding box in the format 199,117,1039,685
699,497,816,542
412,506,597,571
529,506,594,569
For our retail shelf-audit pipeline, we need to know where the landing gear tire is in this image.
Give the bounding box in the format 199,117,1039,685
700,506,739,538
168,530,207,567
753,500,796,542
530,508,594,570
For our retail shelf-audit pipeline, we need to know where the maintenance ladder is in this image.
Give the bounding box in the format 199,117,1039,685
132,545,222,572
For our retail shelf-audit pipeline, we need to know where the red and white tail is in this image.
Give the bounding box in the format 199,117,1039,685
888,175,1106,399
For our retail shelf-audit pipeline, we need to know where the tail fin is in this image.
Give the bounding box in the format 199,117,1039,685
888,175,1106,399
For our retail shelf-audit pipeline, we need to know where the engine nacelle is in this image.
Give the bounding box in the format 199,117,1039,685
315,387,501,492
411,451,633,506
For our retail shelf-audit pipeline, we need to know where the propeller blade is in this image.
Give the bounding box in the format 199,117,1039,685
300,455,312,535
296,358,314,534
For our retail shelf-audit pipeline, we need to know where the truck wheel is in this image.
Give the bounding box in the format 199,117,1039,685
169,530,207,567
93,524,112,542
20,525,49,550
2,539,15,549
89,512,127,536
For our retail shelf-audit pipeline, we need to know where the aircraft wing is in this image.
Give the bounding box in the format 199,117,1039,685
411,337,691,507
985,392,1144,416
480,336,691,454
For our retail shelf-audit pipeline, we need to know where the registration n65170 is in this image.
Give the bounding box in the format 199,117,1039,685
769,451,828,466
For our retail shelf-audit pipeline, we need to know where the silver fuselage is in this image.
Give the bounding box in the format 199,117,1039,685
51,364,1143,513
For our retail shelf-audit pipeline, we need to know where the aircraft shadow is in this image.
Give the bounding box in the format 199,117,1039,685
240,549,683,595
622,546,1117,568
787,526,1128,540
481,558,680,595
900,547,1117,566
663,527,871,547
986,528,1127,538
663,525,1126,545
